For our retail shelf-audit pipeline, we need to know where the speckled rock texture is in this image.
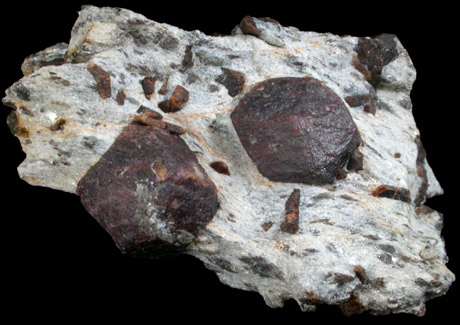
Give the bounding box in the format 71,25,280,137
2,6,454,316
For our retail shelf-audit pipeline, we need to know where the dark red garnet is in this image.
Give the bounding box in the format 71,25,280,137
77,122,218,257
231,77,361,185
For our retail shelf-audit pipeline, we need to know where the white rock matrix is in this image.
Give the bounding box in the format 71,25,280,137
3,6,454,316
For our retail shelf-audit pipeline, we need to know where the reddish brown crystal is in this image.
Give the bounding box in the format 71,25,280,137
210,161,230,176
77,121,218,257
6,111,29,137
340,293,365,316
344,90,378,115
239,16,262,37
87,64,111,99
354,265,368,284
182,45,194,70
347,150,364,171
280,189,300,234
261,222,273,232
116,90,126,105
372,185,411,203
216,68,245,97
158,85,189,113
141,76,156,100
137,105,163,120
354,34,398,87
164,122,186,136
231,77,361,185
132,115,165,128
49,118,67,131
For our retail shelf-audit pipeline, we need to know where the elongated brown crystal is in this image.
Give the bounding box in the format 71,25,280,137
280,189,300,234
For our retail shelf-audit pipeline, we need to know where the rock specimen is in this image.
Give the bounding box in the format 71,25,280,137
3,6,454,316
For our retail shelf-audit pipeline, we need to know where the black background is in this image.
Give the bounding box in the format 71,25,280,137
1,1,457,321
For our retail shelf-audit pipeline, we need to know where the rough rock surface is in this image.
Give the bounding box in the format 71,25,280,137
2,6,454,316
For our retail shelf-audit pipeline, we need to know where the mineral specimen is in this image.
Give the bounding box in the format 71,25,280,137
2,6,454,316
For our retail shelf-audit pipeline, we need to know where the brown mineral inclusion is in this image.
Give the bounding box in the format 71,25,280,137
215,68,245,97
280,189,300,234
353,34,398,88
77,122,218,257
372,184,411,203
158,85,189,113
231,77,361,185
87,64,112,99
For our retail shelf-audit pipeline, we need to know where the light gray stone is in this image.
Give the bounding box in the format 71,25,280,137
2,6,454,316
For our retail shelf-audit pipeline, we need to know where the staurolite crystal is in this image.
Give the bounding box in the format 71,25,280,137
2,6,454,316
